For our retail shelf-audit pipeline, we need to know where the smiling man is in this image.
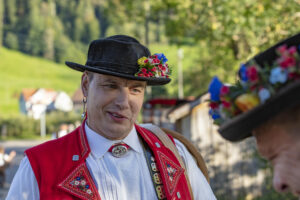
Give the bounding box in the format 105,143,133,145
7,35,216,200
82,73,146,140
208,32,300,198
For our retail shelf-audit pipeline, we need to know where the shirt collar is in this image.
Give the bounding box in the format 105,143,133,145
85,123,143,158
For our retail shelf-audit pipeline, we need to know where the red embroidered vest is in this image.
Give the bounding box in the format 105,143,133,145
25,122,193,200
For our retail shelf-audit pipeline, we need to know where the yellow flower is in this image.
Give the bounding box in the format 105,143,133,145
137,57,147,65
235,93,260,112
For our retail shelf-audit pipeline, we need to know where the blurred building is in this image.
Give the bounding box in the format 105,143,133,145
142,98,192,130
71,88,84,112
19,88,73,119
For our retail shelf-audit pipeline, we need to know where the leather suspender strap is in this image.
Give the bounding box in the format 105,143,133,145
161,128,210,183
140,138,167,200
141,124,194,200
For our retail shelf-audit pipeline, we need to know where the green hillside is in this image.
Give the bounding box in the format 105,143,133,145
0,47,81,116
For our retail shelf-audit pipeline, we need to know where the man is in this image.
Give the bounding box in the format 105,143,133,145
208,32,300,198
7,35,216,199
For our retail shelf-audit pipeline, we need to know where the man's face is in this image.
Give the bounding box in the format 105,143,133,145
81,72,146,140
254,124,300,197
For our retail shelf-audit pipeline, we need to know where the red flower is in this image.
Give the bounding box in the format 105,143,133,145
151,58,160,64
151,67,156,72
277,44,287,54
220,85,230,96
144,59,149,63
250,85,257,91
280,57,296,68
222,100,231,108
141,68,147,73
158,64,163,70
148,72,153,77
209,102,219,109
246,66,259,82
288,72,300,80
288,46,297,54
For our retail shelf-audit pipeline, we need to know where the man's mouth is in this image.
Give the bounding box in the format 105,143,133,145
111,113,123,118
108,112,127,119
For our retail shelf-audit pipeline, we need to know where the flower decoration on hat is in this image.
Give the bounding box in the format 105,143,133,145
135,53,171,78
209,44,300,125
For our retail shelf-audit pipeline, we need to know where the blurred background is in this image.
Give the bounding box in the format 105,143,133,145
0,0,299,199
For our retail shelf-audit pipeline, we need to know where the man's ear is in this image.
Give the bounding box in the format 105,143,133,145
81,72,89,97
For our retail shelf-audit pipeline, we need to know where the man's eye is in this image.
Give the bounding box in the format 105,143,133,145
132,88,142,93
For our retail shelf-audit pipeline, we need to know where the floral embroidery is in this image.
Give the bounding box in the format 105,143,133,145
135,53,171,78
166,164,177,182
70,176,90,193
157,151,183,195
208,44,300,125
58,163,100,200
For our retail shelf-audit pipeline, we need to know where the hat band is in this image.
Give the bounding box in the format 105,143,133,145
86,60,138,75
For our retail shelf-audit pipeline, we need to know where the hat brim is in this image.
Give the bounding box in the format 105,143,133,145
65,61,171,86
218,81,300,142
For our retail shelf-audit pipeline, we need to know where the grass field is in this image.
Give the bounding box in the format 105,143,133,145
0,47,81,116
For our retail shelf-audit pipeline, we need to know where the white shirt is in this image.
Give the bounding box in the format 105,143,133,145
6,124,216,200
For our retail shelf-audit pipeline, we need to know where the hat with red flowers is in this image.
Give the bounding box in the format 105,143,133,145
65,35,171,85
208,32,300,141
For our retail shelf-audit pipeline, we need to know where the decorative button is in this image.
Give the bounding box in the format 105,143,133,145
72,155,79,161
156,185,166,199
109,143,130,158
153,173,162,184
151,163,158,171
155,142,161,148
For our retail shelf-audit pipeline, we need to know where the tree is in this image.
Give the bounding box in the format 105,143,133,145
40,0,56,60
162,0,300,96
4,32,18,49
94,4,110,38
80,0,99,43
3,0,17,48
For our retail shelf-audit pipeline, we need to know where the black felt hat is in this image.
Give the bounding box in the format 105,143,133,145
216,32,300,141
65,35,171,85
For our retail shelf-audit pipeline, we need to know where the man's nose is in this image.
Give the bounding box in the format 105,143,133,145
273,168,289,193
115,89,130,109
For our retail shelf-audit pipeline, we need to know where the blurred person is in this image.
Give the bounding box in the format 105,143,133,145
0,146,16,187
208,32,300,198
7,35,216,200
57,124,69,138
